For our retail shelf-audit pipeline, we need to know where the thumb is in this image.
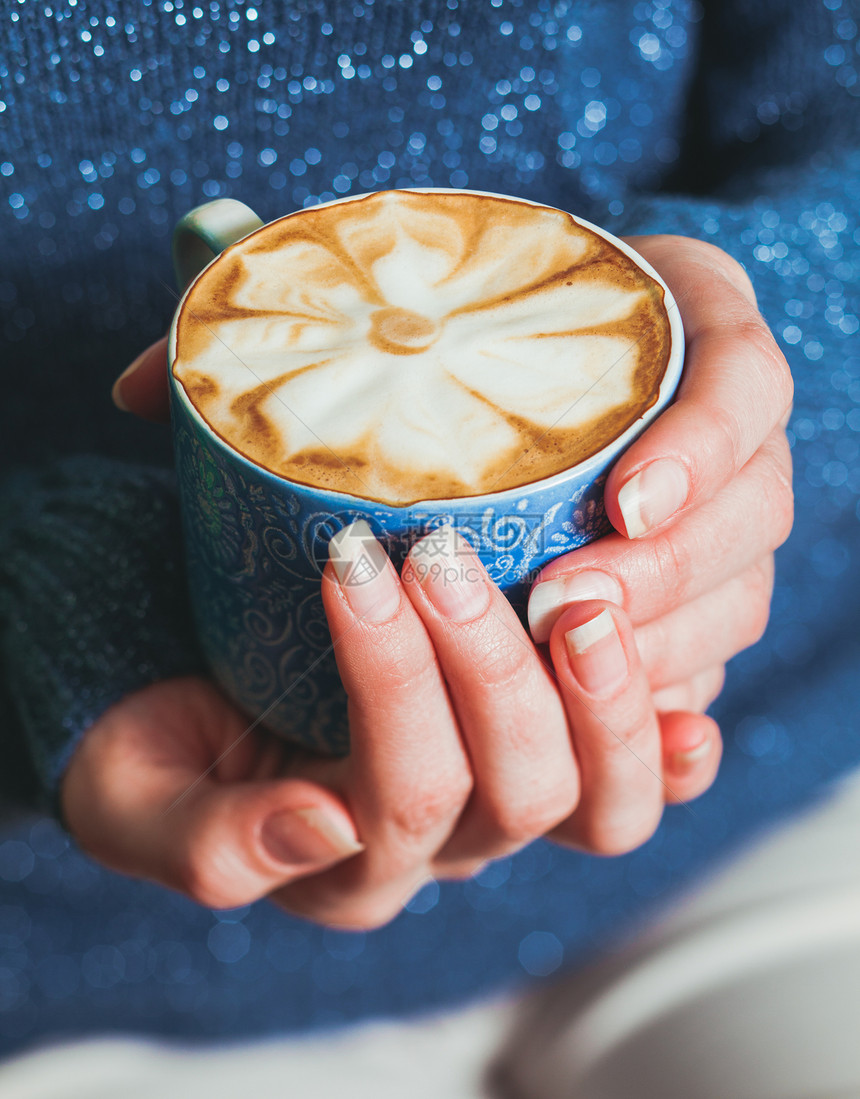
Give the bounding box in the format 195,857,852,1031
62,680,364,909
112,334,171,423
157,778,365,909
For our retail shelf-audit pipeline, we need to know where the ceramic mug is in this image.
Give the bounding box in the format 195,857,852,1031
168,192,684,754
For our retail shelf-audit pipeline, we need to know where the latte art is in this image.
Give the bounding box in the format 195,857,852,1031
173,190,672,506
369,306,440,354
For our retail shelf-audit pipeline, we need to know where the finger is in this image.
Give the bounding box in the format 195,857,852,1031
400,525,578,866
659,711,723,804
112,335,171,422
275,521,474,930
634,556,774,690
652,665,727,716
61,678,363,910
528,426,791,640
547,602,665,856
607,236,793,539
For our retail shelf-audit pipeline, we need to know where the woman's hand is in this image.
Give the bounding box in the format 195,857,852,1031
88,232,793,927
114,235,793,729
62,522,720,929
529,235,794,726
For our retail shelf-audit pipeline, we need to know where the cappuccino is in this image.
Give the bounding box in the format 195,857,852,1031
173,190,671,506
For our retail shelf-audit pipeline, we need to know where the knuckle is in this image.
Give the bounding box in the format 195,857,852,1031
605,719,650,760
740,320,795,420
708,398,748,472
769,344,795,414
748,601,772,649
388,773,471,843
707,322,794,466
485,786,578,846
582,806,664,857
358,641,439,701
472,634,534,693
741,560,776,647
655,237,757,305
652,681,692,713
648,532,694,600
693,241,758,303
692,665,726,711
762,445,795,549
730,315,779,357
773,485,795,550
704,665,727,707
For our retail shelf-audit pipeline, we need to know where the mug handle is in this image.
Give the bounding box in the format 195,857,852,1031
172,199,265,291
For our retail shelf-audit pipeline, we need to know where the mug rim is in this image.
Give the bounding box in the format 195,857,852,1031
167,187,685,511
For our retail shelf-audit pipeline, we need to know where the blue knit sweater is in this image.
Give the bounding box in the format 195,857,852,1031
1,0,858,1054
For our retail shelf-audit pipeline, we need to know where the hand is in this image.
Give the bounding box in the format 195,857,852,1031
527,235,794,734
95,233,792,927
62,522,721,929
61,676,363,910
114,235,793,732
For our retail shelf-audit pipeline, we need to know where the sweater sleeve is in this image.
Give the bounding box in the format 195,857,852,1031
615,0,859,370
0,456,206,815
615,2,860,724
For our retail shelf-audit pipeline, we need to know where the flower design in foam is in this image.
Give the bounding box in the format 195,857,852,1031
173,190,670,506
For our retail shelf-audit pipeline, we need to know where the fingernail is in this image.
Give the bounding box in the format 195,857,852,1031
565,609,628,697
111,348,150,411
408,524,490,622
669,739,712,771
328,519,400,623
617,459,689,539
528,571,623,644
261,808,364,869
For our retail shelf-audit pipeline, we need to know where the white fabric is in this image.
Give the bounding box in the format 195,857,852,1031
3,769,859,1099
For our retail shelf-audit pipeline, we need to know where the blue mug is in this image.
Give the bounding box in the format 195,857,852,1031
169,192,684,755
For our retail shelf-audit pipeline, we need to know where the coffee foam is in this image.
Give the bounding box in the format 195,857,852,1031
173,190,672,506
